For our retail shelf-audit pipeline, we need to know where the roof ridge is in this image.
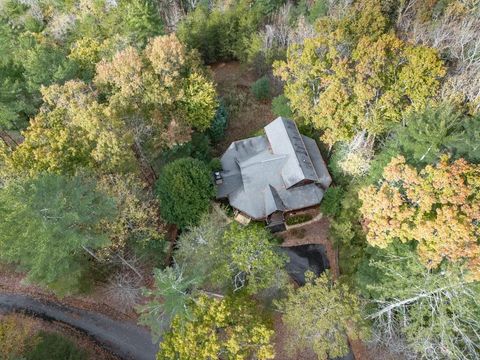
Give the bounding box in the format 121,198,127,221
281,118,319,182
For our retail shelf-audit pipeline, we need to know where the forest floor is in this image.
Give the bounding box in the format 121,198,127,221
0,263,135,320
210,61,274,154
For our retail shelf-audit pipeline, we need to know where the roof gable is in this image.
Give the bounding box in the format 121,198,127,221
265,117,319,188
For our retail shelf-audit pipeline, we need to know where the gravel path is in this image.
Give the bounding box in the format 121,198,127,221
0,293,158,360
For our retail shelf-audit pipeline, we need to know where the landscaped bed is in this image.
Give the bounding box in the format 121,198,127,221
285,213,313,226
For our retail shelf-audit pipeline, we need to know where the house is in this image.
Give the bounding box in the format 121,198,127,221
215,117,332,231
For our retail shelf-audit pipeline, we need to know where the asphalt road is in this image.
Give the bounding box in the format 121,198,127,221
0,293,158,360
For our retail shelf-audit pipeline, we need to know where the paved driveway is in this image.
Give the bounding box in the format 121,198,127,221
0,293,158,360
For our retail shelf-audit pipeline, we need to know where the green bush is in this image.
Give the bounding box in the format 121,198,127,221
251,76,271,101
307,0,329,22
320,187,345,217
155,157,215,228
209,158,222,171
207,102,228,143
285,213,313,225
272,95,293,118
26,332,87,360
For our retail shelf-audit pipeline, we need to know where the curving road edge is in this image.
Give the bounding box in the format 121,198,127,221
0,293,158,360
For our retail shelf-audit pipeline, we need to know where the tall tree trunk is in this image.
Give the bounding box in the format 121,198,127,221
0,131,20,149
131,139,157,187
164,224,179,267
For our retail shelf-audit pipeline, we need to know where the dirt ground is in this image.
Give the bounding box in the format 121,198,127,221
210,61,275,154
279,216,340,280
0,264,135,321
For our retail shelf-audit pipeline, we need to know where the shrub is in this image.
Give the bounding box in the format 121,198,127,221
209,158,222,171
272,94,293,118
320,187,345,217
155,158,215,228
207,102,228,143
285,213,313,225
251,76,271,101
0,314,37,359
26,332,87,360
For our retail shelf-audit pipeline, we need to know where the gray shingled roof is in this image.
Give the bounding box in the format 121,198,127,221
216,117,332,219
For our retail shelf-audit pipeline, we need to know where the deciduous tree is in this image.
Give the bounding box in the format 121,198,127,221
176,217,288,294
157,295,275,360
175,212,228,281
279,272,368,360
274,1,445,145
95,34,217,133
97,174,167,258
359,155,480,280
3,80,136,176
220,223,288,293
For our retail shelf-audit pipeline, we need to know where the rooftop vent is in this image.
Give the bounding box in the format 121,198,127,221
213,171,223,185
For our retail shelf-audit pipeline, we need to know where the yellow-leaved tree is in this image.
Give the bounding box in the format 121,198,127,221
95,33,218,135
3,34,218,177
157,295,275,360
4,80,135,176
273,0,445,145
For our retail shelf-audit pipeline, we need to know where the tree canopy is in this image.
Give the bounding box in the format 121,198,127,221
157,294,275,360
2,34,218,177
274,1,445,145
176,217,288,294
155,158,215,228
279,272,368,360
360,155,480,280
0,174,116,293
357,243,480,359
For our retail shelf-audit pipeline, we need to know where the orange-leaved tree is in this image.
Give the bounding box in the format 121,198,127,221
359,155,480,280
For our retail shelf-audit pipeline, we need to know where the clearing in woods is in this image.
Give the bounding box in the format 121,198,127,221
210,61,274,154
